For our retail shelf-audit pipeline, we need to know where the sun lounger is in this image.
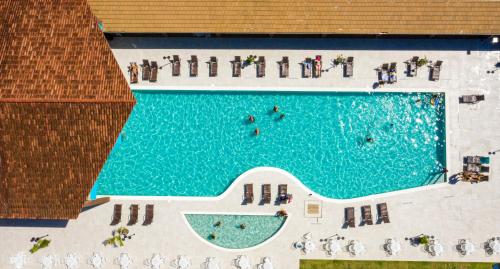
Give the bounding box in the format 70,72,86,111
430,60,442,81
279,56,289,78
389,62,397,83
465,156,481,164
361,205,373,225
142,60,151,81
244,184,254,204
481,166,490,173
459,95,485,104
303,58,312,78
407,56,418,77
189,55,198,77
257,56,265,77
377,203,390,223
110,204,122,225
479,174,489,182
345,207,355,228
129,62,139,84
150,61,158,82
344,56,353,77
278,184,288,204
379,63,389,84
233,56,242,77
143,204,154,226
262,184,271,204
127,204,139,225
209,57,218,77
313,55,322,78
172,55,180,76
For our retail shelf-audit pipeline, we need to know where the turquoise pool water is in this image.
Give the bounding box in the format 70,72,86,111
96,91,446,199
184,214,287,249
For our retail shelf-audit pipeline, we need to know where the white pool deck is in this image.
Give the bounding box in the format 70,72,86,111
1,37,500,269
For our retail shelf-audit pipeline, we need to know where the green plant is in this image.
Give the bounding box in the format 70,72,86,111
29,239,51,254
419,235,430,245
417,57,429,67
104,227,129,247
335,55,346,65
104,235,124,247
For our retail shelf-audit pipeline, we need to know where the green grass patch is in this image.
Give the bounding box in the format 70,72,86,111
300,260,497,269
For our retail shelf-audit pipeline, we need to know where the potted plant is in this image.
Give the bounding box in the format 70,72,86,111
335,55,346,65
416,57,429,67
29,239,51,254
419,235,430,245
104,227,129,247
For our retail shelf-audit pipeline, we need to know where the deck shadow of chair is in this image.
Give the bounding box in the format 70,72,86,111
448,173,461,184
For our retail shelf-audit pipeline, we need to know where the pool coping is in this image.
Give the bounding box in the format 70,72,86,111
180,211,291,252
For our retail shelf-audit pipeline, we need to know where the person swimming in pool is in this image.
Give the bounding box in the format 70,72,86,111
254,128,260,136
273,105,279,112
279,113,285,120
248,115,255,123
366,137,374,143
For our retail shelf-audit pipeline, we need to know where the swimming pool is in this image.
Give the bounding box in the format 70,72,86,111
96,91,446,199
184,213,287,249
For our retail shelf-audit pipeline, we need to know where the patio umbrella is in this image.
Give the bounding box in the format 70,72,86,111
40,254,57,269
386,239,401,255
489,239,500,254
88,252,106,269
117,253,133,269
460,240,475,255
64,253,79,269
259,257,273,269
205,257,220,269
325,240,341,256
9,252,28,269
303,240,316,254
176,255,190,269
429,242,444,256
145,254,164,269
348,241,366,256
236,255,251,269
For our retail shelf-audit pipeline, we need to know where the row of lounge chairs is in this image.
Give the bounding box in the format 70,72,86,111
129,56,354,81
243,183,292,205
345,203,390,228
379,62,398,84
110,204,154,226
459,94,485,104
387,58,443,81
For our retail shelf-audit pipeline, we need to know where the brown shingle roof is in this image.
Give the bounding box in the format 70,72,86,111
87,0,500,35
0,0,134,219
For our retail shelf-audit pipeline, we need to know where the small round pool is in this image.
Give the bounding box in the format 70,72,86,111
184,213,287,249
